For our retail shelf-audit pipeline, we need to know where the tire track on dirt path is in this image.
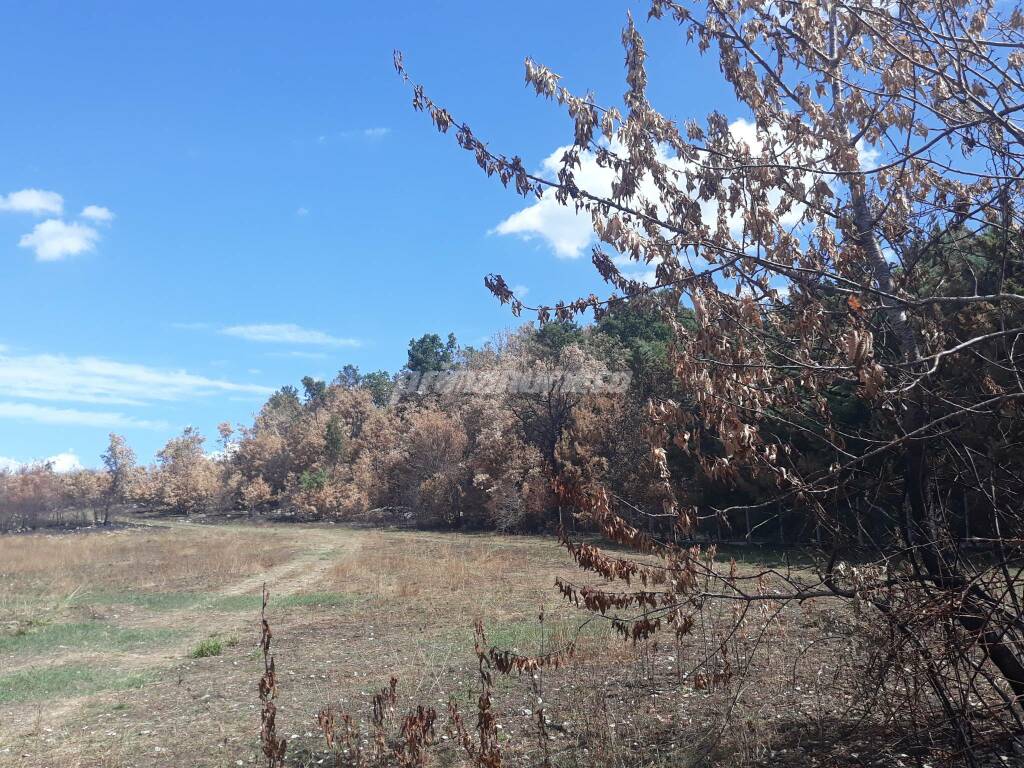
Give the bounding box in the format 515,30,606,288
216,531,353,600
122,519,360,609
130,526,360,643
0,527,362,738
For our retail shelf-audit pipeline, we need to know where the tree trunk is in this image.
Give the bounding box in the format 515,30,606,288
905,435,1024,702
850,156,1024,706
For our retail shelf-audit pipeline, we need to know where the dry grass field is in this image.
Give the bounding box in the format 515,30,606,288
0,518,892,768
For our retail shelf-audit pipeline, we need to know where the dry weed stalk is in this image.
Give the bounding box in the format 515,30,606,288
258,584,287,767
528,608,551,768
316,674,440,767
444,619,504,768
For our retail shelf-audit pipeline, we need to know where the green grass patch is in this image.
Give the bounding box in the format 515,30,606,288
203,594,264,611
275,591,359,608
189,636,224,658
475,620,543,652
479,618,594,650
199,591,358,611
66,589,359,614
0,664,153,704
0,621,179,655
69,590,204,611
189,633,238,658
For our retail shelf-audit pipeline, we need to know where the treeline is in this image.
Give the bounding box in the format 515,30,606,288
1,299,834,540
0,434,136,531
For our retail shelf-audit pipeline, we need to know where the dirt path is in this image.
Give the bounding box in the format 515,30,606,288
215,529,351,599
0,525,363,738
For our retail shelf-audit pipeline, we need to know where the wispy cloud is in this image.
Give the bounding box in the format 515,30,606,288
19,219,100,261
0,350,274,406
269,350,329,360
323,127,392,143
296,206,309,217
221,323,360,348
0,402,167,430
0,188,63,216
170,321,212,331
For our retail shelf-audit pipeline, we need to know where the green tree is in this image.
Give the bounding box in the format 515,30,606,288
335,364,361,389
359,370,394,407
595,302,689,399
301,376,327,406
264,386,302,424
298,468,328,492
406,332,458,372
533,320,583,356
324,416,347,465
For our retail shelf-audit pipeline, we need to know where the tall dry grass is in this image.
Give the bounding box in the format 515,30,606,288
0,526,297,598
322,530,584,621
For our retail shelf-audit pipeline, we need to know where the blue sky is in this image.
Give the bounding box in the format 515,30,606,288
0,1,733,468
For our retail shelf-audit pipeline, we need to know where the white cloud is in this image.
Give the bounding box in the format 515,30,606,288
18,219,99,261
80,205,115,222
0,350,274,406
0,451,83,473
621,266,659,286
0,402,167,430
361,127,391,138
296,207,309,217
491,145,614,258
221,323,360,348
46,451,84,472
493,119,811,260
857,139,881,170
511,284,529,297
493,203,594,258
0,188,63,216
1,193,116,263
